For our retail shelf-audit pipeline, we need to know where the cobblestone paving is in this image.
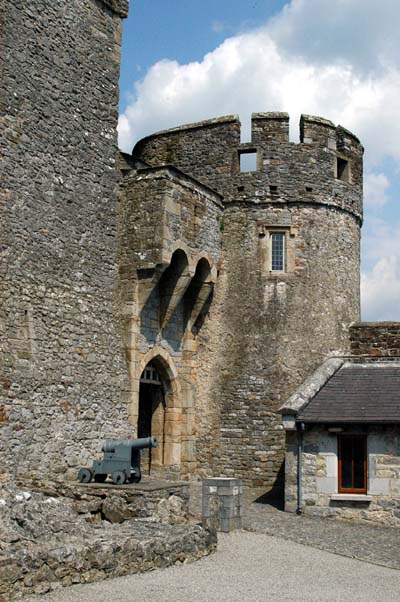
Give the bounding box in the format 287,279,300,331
243,490,400,570
190,484,400,570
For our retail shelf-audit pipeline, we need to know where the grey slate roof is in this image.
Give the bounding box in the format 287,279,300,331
278,358,344,416
298,363,400,424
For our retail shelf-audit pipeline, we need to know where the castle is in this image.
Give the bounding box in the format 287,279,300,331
1,0,366,491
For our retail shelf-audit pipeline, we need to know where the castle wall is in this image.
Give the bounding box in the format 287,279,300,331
350,322,400,356
1,0,129,480
133,113,363,220
133,113,363,487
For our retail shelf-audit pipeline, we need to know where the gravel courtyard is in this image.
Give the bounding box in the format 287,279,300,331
27,530,400,602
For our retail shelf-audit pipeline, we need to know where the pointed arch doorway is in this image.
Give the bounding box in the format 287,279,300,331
138,361,166,472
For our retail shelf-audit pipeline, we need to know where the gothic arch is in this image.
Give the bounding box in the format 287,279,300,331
136,346,183,467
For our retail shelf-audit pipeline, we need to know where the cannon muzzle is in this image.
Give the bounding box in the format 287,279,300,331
102,436,157,453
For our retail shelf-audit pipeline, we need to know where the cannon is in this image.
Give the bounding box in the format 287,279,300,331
78,436,157,485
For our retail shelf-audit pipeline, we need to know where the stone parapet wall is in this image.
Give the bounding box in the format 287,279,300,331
1,524,215,601
133,113,363,220
0,483,216,601
18,478,191,525
350,322,400,356
119,166,223,270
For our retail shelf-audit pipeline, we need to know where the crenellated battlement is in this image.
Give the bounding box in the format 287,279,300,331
132,112,363,220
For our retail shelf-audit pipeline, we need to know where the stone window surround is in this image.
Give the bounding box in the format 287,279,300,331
258,224,297,276
238,148,258,172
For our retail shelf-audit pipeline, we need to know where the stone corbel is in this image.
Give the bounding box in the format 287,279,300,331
160,268,194,329
188,281,214,329
137,265,167,312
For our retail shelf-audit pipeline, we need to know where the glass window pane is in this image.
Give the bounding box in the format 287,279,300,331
353,437,365,489
340,437,353,489
271,233,285,271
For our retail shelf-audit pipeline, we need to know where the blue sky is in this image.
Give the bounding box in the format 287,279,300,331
118,0,400,321
119,1,285,105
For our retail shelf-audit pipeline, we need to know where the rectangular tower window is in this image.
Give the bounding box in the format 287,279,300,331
239,150,257,172
338,434,367,494
270,232,285,271
336,157,349,182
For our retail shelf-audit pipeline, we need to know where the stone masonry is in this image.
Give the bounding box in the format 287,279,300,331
284,425,400,527
281,323,400,527
1,1,130,481
202,477,242,532
118,165,222,479
350,322,400,356
0,482,216,601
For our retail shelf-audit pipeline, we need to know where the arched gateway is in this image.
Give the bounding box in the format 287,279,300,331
137,355,182,474
138,362,166,469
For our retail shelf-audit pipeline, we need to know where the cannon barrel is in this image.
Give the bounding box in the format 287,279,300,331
102,436,157,453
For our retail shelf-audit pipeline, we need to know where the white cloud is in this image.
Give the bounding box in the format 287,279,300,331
118,1,400,167
267,0,400,73
361,256,400,321
364,173,390,209
361,219,400,320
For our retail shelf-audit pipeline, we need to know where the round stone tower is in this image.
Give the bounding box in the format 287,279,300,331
132,112,363,487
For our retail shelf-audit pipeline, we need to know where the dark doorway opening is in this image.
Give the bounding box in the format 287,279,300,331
138,362,166,474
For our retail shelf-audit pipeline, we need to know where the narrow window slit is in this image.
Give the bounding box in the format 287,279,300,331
336,157,349,182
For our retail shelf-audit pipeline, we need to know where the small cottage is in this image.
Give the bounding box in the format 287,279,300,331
280,323,400,527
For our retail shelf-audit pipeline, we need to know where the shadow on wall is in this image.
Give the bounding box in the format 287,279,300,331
253,463,285,510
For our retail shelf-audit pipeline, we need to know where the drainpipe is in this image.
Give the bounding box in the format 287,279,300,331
296,422,305,515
